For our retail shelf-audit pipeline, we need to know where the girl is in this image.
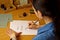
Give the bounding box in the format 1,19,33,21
7,0,60,40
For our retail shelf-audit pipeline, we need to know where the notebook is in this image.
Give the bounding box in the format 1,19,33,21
10,20,39,35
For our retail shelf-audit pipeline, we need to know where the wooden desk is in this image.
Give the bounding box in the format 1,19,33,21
0,7,45,40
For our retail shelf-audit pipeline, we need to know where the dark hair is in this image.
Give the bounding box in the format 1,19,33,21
32,0,60,40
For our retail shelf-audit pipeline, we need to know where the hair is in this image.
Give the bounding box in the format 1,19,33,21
32,0,60,40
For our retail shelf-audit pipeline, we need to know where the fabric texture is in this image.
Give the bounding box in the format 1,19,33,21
33,22,55,40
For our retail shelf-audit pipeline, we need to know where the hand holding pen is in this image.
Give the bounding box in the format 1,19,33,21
28,20,39,29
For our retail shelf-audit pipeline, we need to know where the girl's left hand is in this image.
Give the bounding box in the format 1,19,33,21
6,29,22,38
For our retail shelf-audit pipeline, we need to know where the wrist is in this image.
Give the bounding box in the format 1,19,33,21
10,33,16,38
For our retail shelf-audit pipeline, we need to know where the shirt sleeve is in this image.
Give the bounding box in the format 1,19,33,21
32,31,55,40
32,32,50,40
33,34,47,40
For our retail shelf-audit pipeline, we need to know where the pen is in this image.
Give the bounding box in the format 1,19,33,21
33,20,39,25
29,20,39,25
25,20,39,29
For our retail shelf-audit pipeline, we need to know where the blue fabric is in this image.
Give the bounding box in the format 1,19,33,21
33,22,55,40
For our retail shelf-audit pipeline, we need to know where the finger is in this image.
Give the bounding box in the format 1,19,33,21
7,31,11,36
7,29,13,35
6,31,11,36
28,21,34,26
15,32,22,37
18,32,22,34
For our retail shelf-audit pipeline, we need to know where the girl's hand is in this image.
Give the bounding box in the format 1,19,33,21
6,29,15,38
28,21,39,29
6,29,22,38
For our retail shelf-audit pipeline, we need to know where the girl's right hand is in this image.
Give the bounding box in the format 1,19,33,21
28,21,39,29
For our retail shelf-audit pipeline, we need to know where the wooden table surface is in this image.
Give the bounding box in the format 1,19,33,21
0,6,45,40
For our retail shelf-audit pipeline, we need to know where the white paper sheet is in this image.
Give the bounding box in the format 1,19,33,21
10,20,39,35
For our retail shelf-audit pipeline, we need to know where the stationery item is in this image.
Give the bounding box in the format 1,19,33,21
33,20,39,25
10,20,39,35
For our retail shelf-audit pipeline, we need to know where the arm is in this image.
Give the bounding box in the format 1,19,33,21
6,29,21,40
32,34,47,40
32,32,52,40
32,31,55,40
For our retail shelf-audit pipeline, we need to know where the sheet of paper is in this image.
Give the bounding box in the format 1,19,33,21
10,20,39,35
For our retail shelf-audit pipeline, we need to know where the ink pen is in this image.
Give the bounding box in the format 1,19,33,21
29,19,39,25
33,20,39,25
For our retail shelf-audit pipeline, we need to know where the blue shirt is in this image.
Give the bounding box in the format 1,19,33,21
33,22,55,40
